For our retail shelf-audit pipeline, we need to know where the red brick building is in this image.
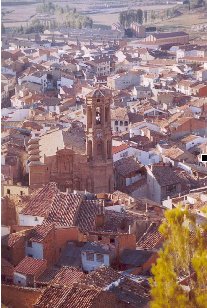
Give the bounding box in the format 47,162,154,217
29,87,114,194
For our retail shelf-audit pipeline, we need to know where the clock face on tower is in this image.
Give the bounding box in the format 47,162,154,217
96,131,102,139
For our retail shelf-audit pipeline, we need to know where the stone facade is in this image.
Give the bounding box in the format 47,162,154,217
29,87,114,194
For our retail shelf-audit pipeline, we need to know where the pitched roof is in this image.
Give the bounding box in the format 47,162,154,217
114,157,142,177
150,165,182,186
2,229,29,248
76,200,102,232
34,285,103,308
151,31,188,39
14,257,47,276
28,224,54,243
20,182,59,217
80,266,122,289
137,223,163,250
51,267,84,287
112,144,129,155
43,193,82,227
86,87,111,98
110,276,150,307
120,249,154,267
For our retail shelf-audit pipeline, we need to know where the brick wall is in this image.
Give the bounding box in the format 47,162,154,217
117,234,136,255
2,237,26,267
1,284,43,308
43,227,56,267
171,118,207,138
1,196,18,226
55,226,81,261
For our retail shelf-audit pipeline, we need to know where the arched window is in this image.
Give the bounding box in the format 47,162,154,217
115,120,118,126
96,107,101,125
124,121,128,126
120,121,123,126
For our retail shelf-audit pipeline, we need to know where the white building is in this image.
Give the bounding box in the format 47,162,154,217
1,108,30,121
19,213,44,227
57,75,74,89
81,242,114,272
131,85,152,100
181,135,207,151
111,107,129,133
18,72,48,91
107,71,141,90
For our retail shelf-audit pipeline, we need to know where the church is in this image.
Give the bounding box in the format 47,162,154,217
28,87,114,194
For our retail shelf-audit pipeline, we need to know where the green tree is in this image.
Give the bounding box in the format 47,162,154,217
150,207,207,308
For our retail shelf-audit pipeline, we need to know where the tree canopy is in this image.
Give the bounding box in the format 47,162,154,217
150,207,207,308
119,9,143,28
36,2,93,29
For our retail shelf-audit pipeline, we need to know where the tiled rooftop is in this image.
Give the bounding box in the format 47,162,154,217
20,182,59,217
137,223,163,250
80,266,122,289
51,266,84,287
14,257,47,276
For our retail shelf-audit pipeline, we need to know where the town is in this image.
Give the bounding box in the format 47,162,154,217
1,1,207,307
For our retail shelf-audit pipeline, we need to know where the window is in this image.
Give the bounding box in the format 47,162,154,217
34,217,38,221
28,254,33,257
20,191,23,196
7,189,10,195
96,253,104,263
98,236,102,241
115,120,118,126
96,107,101,125
27,241,32,247
86,252,94,261
120,121,123,126
124,121,128,126
110,238,115,244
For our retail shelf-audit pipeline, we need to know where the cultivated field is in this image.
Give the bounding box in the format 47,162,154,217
2,0,207,34
2,0,176,28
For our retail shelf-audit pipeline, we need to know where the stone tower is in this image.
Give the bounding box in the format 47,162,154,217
85,87,114,193
28,137,49,189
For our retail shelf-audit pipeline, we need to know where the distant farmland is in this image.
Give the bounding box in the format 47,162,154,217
2,0,177,28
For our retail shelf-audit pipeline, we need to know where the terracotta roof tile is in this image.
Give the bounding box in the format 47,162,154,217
34,285,103,308
51,267,84,287
14,257,47,276
28,224,55,243
137,223,163,249
76,200,102,232
114,157,142,177
112,144,129,154
80,266,122,289
20,182,59,217
43,193,82,227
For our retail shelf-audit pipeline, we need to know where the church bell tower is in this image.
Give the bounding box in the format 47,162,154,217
85,87,114,193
